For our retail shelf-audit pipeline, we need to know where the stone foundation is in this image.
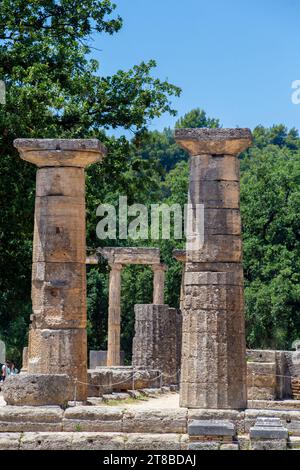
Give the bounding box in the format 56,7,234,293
1,404,300,450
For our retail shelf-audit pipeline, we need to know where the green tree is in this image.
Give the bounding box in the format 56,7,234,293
137,108,219,171
241,144,300,349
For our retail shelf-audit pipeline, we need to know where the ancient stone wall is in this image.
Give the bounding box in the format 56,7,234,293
132,305,181,385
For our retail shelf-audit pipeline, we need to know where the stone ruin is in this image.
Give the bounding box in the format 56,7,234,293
3,139,106,404
2,131,300,450
175,128,252,409
84,246,181,392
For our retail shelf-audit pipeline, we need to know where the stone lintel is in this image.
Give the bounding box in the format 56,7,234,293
14,139,107,167
174,128,252,156
188,419,235,437
98,247,160,265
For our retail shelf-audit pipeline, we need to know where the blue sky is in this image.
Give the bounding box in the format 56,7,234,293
92,0,300,133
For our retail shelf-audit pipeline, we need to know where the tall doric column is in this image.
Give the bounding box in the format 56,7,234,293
107,263,123,366
152,263,166,304
14,139,106,402
174,128,252,410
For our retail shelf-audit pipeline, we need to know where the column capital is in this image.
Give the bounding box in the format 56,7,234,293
174,128,252,156
152,263,167,272
109,262,123,272
14,138,107,168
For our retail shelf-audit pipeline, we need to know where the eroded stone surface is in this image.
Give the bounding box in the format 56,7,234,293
175,128,252,409
2,374,73,406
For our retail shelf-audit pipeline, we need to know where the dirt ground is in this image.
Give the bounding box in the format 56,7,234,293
0,390,180,408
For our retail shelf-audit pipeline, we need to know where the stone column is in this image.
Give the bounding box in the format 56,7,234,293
107,263,123,366
172,250,186,312
174,128,252,409
152,263,166,304
13,139,106,402
21,347,28,373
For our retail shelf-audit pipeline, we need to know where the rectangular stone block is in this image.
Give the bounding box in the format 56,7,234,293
188,180,240,209
189,154,240,182
36,167,85,197
28,328,87,400
0,433,21,450
188,419,235,437
250,426,288,440
122,408,187,434
0,406,63,432
33,196,85,263
62,406,123,432
71,432,125,450
186,235,242,263
20,432,73,450
31,262,86,329
251,439,287,450
246,349,276,363
184,270,243,286
89,350,125,368
125,433,181,450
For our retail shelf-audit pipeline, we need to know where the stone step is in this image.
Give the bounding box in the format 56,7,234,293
0,431,188,450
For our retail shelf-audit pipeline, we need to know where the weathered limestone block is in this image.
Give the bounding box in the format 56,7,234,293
251,439,287,450
246,349,276,363
33,196,85,263
62,406,123,432
27,328,87,399
247,362,276,389
187,236,242,263
122,408,187,434
0,433,22,450
2,374,72,406
0,406,63,433
125,433,181,450
36,167,85,197
20,432,73,450
175,128,252,156
89,350,125,368
132,304,179,385
175,128,252,410
88,368,113,397
71,432,125,450
204,208,241,235
189,154,240,181
87,367,162,396
31,262,86,329
99,247,160,265
188,441,220,450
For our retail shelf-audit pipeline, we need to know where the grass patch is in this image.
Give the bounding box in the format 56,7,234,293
104,397,148,406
